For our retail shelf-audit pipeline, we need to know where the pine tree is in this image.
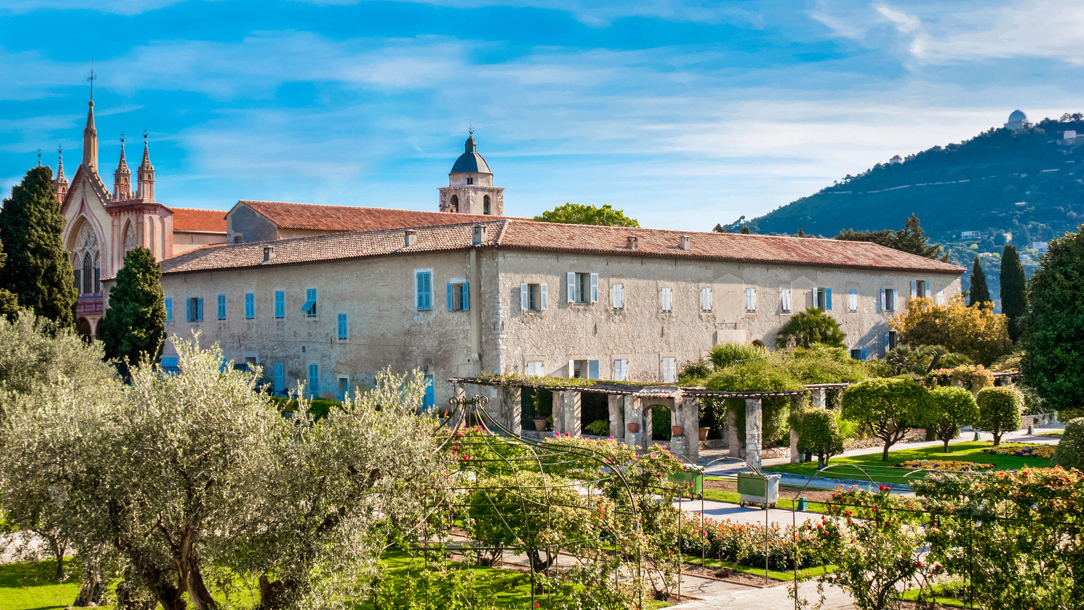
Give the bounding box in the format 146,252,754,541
969,256,991,307
101,247,166,370
1000,245,1027,342
740,226,750,234
0,166,76,328
895,214,943,259
796,228,806,237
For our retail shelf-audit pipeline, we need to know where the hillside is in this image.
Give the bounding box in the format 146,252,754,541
730,115,1084,244
726,114,1084,312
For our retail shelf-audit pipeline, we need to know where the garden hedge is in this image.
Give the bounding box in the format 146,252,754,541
1052,417,1084,471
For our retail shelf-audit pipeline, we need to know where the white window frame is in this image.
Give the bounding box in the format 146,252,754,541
848,289,859,313
700,287,713,312
745,287,756,312
611,283,625,309
660,286,673,312
526,361,544,377
661,356,677,383
613,358,630,381
521,283,547,312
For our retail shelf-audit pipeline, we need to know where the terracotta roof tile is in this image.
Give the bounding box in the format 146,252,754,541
238,200,523,232
168,207,227,233
161,219,964,275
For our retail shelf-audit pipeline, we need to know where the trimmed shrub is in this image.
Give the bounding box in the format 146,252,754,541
1052,417,1084,471
797,409,844,466
976,386,1024,446
927,386,979,452
842,378,930,461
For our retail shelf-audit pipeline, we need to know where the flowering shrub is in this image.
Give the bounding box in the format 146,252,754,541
981,444,1056,459
927,364,994,393
891,459,995,471
912,468,1084,608
677,515,826,571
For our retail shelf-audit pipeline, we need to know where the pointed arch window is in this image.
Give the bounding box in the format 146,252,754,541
82,252,94,294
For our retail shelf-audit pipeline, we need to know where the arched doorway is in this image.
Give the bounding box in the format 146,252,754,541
76,317,93,342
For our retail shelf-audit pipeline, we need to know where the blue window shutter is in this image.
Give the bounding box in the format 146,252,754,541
446,283,454,311
186,298,192,322
308,364,319,398
461,281,469,311
861,348,867,360
424,273,432,310
588,360,599,380
590,273,598,303
197,298,203,321
826,288,833,310
884,332,890,352
879,288,886,312
218,294,226,320
274,363,284,392
925,280,931,297
338,313,347,339
165,298,173,322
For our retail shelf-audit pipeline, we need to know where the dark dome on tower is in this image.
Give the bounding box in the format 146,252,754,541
450,135,492,174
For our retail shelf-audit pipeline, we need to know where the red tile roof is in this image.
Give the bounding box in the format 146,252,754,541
237,200,523,232
161,218,964,276
169,207,227,233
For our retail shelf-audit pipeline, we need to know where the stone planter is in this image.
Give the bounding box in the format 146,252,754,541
627,422,640,433
671,425,684,436
698,427,710,441
533,418,547,432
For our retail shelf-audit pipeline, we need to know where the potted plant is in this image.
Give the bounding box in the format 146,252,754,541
698,426,710,441
533,418,547,431
627,422,640,433
671,425,685,436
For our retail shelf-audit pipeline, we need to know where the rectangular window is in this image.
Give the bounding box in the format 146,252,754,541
415,270,433,311
745,287,756,312
885,331,898,353
187,297,203,322
936,290,946,306
165,296,173,322
611,283,625,309
588,359,599,380
700,287,713,311
577,273,587,303
848,289,858,313
301,288,317,317
924,280,931,300
885,288,896,311
337,376,349,402
274,291,285,318
660,287,673,312
613,359,629,381
850,349,863,361
661,357,677,383
527,361,544,377
307,363,319,398
780,288,792,313
217,294,227,320
245,293,255,319
567,272,597,304
337,313,348,340
521,283,546,312
162,357,179,373
447,281,470,311
274,363,284,392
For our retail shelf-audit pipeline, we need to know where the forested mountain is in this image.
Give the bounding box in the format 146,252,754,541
722,114,1084,314
728,115,1084,247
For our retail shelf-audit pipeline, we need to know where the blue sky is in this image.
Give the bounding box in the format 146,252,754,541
1,0,1082,231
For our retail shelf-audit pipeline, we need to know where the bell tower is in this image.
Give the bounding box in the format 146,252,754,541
438,128,504,216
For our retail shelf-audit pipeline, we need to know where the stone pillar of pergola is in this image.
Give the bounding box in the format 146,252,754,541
551,391,565,434
623,396,643,448
745,397,763,471
607,395,625,439
560,390,582,437
670,392,700,462
498,386,522,434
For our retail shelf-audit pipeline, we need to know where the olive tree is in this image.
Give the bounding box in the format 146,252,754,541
976,386,1024,446
842,378,930,461
927,386,979,452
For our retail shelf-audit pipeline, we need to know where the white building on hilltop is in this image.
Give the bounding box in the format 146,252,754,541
1005,110,1030,131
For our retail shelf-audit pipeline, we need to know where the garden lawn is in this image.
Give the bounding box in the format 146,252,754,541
0,559,107,610
765,441,1053,485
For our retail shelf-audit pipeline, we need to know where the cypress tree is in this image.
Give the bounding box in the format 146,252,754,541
1000,245,1027,341
0,241,19,320
968,255,991,307
101,247,166,370
0,165,76,328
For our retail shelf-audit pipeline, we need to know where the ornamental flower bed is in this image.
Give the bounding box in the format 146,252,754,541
678,515,826,571
981,444,1056,459
892,459,996,471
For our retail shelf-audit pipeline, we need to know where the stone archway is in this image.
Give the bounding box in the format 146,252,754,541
76,317,93,343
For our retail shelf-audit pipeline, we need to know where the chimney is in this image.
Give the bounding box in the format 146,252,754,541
679,235,691,251
405,229,418,248
263,246,276,263
472,224,487,245
627,235,639,250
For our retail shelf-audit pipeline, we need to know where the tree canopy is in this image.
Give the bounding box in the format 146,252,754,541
101,247,166,369
842,378,930,461
534,203,639,227
968,255,991,306
836,214,945,260
926,386,979,452
0,165,76,328
775,306,846,349
890,294,1011,366
1021,224,1084,415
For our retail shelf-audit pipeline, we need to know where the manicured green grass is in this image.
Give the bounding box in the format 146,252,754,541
765,441,1053,485
0,559,109,610
900,580,970,607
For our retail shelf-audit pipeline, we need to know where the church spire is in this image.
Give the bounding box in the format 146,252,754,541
82,64,98,170
137,130,155,202
114,133,131,200
55,145,69,203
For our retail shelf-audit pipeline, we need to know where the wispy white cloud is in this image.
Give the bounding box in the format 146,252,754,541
0,0,184,15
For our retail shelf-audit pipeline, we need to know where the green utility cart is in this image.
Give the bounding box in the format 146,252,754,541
668,468,704,499
737,471,781,509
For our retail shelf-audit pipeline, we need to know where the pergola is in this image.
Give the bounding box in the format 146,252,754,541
448,376,810,469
